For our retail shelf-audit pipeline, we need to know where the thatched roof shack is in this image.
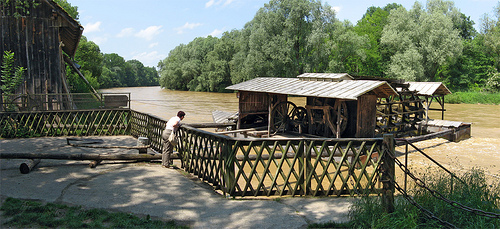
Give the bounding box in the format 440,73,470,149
1,0,83,110
226,73,398,138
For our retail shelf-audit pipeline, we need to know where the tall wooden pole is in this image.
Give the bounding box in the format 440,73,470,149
381,134,395,213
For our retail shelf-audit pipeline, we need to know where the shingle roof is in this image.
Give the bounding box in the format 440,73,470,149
226,77,397,100
407,82,451,96
297,73,353,81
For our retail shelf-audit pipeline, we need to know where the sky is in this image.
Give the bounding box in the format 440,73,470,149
67,0,499,68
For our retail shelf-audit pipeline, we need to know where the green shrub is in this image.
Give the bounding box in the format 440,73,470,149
446,91,500,104
340,167,500,228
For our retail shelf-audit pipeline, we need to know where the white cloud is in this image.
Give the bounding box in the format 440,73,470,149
135,26,163,41
223,0,234,6
149,42,159,48
132,51,166,67
175,22,203,34
209,28,224,37
205,0,215,8
83,21,101,33
117,28,135,38
205,0,234,8
331,6,341,14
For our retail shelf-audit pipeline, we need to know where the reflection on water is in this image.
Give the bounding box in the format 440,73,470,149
101,86,500,138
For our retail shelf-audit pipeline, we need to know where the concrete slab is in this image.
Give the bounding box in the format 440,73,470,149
1,136,353,228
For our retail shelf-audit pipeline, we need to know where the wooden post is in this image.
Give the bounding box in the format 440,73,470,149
137,137,149,154
298,139,306,196
336,101,341,138
223,140,236,197
19,159,41,174
268,95,273,137
441,95,445,120
304,140,311,195
382,134,395,213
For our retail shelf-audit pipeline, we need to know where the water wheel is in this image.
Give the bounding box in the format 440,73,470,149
329,100,348,137
270,101,308,133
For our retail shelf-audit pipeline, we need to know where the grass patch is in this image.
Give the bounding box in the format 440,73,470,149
1,198,187,228
309,167,500,228
446,91,500,104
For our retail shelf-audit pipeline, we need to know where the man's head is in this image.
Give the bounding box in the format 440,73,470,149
177,111,186,120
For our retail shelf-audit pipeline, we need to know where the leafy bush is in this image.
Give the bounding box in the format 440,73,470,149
341,167,500,228
446,91,500,104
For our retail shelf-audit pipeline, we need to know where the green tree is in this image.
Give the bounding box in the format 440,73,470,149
197,32,236,92
233,0,338,79
437,37,495,91
482,2,500,91
1,51,25,111
126,60,158,86
327,21,369,73
158,36,218,90
53,0,79,21
381,0,462,81
66,36,102,92
354,4,402,76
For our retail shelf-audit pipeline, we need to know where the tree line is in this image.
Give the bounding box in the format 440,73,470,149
54,0,159,93
158,0,500,93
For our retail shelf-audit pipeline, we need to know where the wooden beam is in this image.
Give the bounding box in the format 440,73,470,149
0,152,163,160
216,126,267,135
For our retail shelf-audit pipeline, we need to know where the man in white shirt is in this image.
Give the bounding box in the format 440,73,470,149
161,111,185,168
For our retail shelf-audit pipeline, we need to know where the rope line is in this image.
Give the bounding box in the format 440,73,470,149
388,139,500,221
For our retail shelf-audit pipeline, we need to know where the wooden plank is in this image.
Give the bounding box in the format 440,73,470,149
356,94,377,138
104,95,129,108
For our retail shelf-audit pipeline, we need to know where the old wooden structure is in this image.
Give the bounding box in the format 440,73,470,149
225,73,466,139
226,73,399,138
1,0,83,111
407,81,451,120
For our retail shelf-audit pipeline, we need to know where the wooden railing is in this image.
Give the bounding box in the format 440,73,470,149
0,109,130,138
179,124,394,198
1,109,395,200
129,110,167,153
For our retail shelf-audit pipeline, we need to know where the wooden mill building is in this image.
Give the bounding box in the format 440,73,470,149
224,73,464,139
226,73,399,138
1,0,83,111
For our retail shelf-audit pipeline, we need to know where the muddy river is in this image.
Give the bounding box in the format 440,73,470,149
101,86,500,180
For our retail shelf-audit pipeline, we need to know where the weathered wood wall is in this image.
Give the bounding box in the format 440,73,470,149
356,94,377,138
237,91,286,129
1,1,75,110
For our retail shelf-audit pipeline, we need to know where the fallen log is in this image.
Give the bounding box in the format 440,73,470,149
0,152,179,161
19,159,41,174
67,142,150,149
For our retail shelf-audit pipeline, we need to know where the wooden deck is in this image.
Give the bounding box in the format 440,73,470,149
420,119,471,142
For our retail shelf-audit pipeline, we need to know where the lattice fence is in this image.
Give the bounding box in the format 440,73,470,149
1,109,394,198
0,109,130,138
179,124,392,197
